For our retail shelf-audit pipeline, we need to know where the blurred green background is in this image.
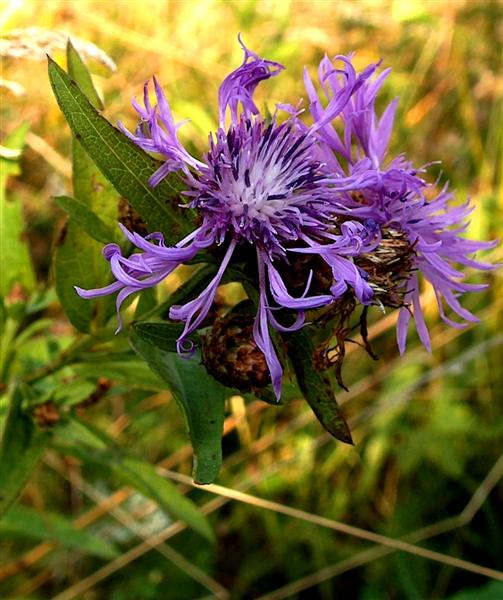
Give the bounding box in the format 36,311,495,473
1,0,502,598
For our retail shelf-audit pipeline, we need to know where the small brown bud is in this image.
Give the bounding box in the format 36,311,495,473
5,282,29,304
201,313,270,391
33,401,60,427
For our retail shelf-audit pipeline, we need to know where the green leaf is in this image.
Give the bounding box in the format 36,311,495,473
54,419,214,542
0,122,35,296
47,380,97,408
0,297,5,330
68,50,118,232
48,56,193,242
55,195,115,245
134,286,157,319
0,385,51,517
130,325,228,484
0,121,29,183
55,417,108,449
285,328,353,444
53,220,101,333
67,40,104,110
132,322,185,353
24,287,58,315
12,318,53,349
0,505,119,559
53,44,120,333
112,455,214,542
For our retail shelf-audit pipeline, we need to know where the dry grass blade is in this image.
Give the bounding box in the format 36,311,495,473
255,453,503,600
0,27,116,71
461,453,503,521
25,132,71,179
160,471,503,583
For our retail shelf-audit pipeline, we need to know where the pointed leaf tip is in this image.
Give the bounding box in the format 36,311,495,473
285,328,354,445
130,325,228,483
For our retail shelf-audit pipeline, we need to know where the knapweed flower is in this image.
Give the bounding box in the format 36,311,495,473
76,37,495,399
304,55,497,353
77,38,381,399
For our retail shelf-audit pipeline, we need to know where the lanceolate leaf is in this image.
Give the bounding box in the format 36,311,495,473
130,326,227,484
53,220,101,333
66,40,104,110
53,44,119,333
0,505,119,559
285,328,353,444
67,42,119,232
47,56,193,242
0,385,51,517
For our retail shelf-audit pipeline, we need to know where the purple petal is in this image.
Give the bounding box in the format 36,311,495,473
410,274,431,352
396,305,411,355
253,252,283,400
170,238,237,351
119,79,204,185
75,281,123,299
266,260,333,310
218,35,284,127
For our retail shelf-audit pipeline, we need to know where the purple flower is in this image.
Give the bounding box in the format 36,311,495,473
77,38,380,400
77,38,495,399
307,55,497,353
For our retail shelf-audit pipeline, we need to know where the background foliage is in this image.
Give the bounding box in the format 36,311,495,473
1,1,502,598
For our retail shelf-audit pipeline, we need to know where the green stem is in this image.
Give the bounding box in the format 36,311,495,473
0,318,18,384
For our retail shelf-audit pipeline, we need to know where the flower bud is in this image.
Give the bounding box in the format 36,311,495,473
201,313,270,390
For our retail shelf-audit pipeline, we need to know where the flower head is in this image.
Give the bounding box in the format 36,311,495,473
307,57,497,352
77,38,495,399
